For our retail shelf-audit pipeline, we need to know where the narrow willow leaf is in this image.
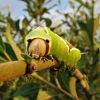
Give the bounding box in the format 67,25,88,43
6,24,23,60
86,17,100,43
93,17,100,39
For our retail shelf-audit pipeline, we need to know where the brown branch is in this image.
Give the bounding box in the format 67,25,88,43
0,60,26,81
0,59,59,81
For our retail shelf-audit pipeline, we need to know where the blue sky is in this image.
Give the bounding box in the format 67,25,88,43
0,0,69,19
0,0,100,19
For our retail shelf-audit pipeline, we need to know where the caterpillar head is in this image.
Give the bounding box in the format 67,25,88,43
24,27,51,57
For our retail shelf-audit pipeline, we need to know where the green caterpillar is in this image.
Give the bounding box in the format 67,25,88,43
24,26,81,75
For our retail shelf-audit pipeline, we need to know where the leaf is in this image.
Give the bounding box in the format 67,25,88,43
0,51,8,62
76,0,86,6
93,17,100,39
0,36,14,61
5,43,18,60
0,43,12,61
13,95,26,100
78,22,87,31
57,73,70,91
77,54,87,70
81,30,91,46
36,89,57,100
42,18,52,27
0,36,6,51
6,24,23,60
21,53,32,64
50,74,57,85
0,56,7,62
86,17,100,43
93,49,100,64
12,82,41,97
15,19,20,31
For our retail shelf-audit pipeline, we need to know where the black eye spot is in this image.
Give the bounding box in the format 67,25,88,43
27,39,32,43
46,39,49,43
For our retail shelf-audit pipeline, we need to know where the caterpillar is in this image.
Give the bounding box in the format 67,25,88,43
24,26,81,75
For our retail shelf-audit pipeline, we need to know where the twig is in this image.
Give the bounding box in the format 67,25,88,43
31,73,76,100
54,76,62,89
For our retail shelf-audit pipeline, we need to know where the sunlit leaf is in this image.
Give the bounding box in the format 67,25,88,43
93,17,100,39
36,89,57,100
86,17,100,43
13,95,26,100
6,24,23,60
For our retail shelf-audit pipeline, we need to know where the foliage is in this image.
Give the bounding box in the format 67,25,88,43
0,0,100,100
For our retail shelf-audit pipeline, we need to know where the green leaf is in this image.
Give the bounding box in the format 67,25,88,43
78,22,87,31
5,43,18,60
57,73,70,92
86,18,94,41
76,0,86,6
6,24,23,60
0,56,7,62
50,74,57,85
15,19,20,31
42,18,52,27
77,54,87,70
12,82,41,97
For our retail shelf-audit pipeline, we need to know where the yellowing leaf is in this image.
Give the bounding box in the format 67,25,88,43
93,17,100,38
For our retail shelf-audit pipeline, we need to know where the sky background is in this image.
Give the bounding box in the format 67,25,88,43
0,0,100,41
0,0,68,19
0,0,100,19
